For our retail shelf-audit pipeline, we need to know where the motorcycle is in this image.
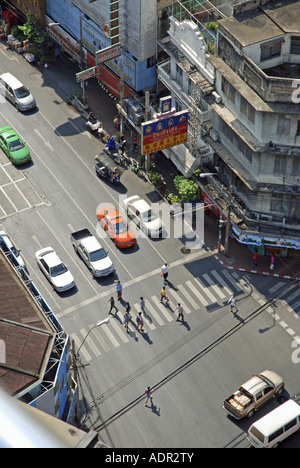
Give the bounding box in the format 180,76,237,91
95,154,122,185
86,115,104,139
104,136,126,164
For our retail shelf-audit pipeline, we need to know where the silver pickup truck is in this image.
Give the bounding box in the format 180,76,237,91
70,228,114,277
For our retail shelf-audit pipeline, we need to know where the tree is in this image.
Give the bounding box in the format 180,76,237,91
173,176,199,203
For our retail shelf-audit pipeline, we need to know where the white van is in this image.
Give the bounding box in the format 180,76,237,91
0,72,36,111
247,399,300,448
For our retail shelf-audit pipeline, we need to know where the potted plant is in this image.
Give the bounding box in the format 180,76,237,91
173,175,199,203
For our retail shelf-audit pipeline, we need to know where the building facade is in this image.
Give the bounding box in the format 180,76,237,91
204,0,300,256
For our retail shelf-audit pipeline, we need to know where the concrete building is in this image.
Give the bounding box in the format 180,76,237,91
203,0,300,256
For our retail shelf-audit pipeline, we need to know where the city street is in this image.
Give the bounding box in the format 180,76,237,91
0,44,300,448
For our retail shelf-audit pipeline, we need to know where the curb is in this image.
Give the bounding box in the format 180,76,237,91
213,254,300,281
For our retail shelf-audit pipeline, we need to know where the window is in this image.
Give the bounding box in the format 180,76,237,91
176,64,183,87
256,392,263,401
274,155,287,174
264,387,273,396
270,193,283,212
261,38,283,62
222,77,235,104
291,36,300,55
277,116,291,135
269,427,283,442
284,419,297,431
240,96,255,124
292,158,300,175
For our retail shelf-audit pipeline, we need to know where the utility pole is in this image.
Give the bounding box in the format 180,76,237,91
224,186,233,257
144,91,150,171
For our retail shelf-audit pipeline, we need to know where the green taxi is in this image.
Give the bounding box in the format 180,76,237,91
0,126,31,165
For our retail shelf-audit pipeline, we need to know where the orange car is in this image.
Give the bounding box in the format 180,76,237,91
96,206,136,248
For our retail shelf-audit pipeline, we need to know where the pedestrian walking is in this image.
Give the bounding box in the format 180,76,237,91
107,296,118,315
140,296,145,314
175,303,184,322
125,302,131,314
115,279,123,301
160,286,169,304
228,294,238,314
253,250,259,266
270,254,275,270
123,311,131,331
136,312,144,332
144,386,153,406
161,262,170,283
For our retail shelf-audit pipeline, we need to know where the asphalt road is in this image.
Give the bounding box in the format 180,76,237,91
0,46,300,449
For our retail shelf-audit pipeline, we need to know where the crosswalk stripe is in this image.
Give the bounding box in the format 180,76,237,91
167,288,192,314
85,327,103,357
211,270,232,296
221,270,242,292
93,327,111,352
291,299,300,312
151,296,174,322
133,303,156,330
195,277,216,303
269,281,285,295
144,300,165,326
203,273,226,299
71,332,92,362
177,283,200,309
101,323,120,347
185,280,207,308
109,317,130,343
287,288,300,303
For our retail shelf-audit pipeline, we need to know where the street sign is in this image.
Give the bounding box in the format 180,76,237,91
76,66,97,82
96,44,121,64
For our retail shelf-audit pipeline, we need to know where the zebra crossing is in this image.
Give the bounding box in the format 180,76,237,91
71,269,249,362
268,281,300,319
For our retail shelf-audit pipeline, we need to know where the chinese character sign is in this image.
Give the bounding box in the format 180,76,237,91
141,110,189,155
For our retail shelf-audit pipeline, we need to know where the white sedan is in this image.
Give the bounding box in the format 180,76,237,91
122,195,163,237
0,230,26,269
35,247,75,292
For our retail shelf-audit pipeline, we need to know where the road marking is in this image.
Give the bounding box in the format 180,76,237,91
101,323,120,348
133,303,156,330
71,333,92,362
144,300,165,326
109,316,129,343
152,296,174,322
194,277,216,303
203,273,225,299
167,288,192,314
211,270,232,296
81,327,101,357
221,270,242,292
93,327,111,353
185,280,206,308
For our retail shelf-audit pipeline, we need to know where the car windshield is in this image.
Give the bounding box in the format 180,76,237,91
90,248,107,261
141,209,158,223
50,263,68,277
115,220,129,234
8,139,24,152
15,86,30,99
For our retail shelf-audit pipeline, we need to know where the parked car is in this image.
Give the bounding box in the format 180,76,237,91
0,230,26,269
223,370,285,419
122,195,163,237
96,205,136,248
0,72,36,111
0,126,31,165
35,247,75,292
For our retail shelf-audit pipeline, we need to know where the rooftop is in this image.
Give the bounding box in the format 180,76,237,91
0,249,55,396
219,0,300,47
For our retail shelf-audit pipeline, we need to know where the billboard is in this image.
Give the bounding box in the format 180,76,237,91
141,110,189,155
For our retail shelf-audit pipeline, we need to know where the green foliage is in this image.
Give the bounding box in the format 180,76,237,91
173,175,199,202
18,15,40,40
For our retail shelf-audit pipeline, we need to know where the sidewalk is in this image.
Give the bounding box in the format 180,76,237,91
46,55,300,282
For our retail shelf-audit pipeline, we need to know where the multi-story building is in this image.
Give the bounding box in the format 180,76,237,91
203,0,300,257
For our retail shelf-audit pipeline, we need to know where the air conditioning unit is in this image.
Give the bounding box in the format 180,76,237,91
212,91,222,104
210,129,219,141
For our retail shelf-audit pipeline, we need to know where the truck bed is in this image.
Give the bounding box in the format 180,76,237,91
70,228,92,242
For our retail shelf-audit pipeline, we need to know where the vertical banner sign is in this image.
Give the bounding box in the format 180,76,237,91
110,0,119,45
141,111,189,155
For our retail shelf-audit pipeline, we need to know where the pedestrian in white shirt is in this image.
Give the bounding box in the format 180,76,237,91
228,294,237,314
161,262,170,283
